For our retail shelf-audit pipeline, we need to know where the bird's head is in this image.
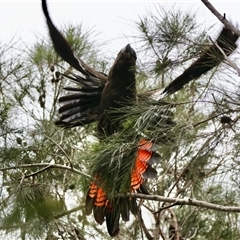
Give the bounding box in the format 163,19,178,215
120,44,137,61
108,44,137,82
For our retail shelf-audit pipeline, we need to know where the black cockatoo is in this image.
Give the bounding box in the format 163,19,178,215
42,0,159,237
42,0,239,236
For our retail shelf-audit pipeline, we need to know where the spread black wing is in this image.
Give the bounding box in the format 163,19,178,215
42,0,107,127
163,26,239,95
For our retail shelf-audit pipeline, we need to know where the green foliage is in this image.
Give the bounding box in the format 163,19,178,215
0,4,240,240
136,7,208,87
0,24,102,239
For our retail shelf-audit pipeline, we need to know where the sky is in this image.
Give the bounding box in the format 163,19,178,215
1,1,240,57
1,1,240,235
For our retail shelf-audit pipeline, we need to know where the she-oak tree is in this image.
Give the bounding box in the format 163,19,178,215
1,0,240,239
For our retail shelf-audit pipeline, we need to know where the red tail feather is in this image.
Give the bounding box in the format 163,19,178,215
88,182,107,207
131,167,144,190
86,140,160,235
131,140,159,189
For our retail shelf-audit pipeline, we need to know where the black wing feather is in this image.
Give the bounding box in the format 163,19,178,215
163,26,239,95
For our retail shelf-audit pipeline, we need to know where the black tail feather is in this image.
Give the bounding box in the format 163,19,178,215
93,206,105,225
106,210,120,237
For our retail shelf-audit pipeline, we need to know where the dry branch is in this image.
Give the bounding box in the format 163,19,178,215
1,164,240,213
201,0,240,37
118,193,240,213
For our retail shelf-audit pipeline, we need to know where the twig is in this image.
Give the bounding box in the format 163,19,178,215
18,170,27,187
0,163,92,180
188,225,199,240
53,205,83,219
138,210,154,240
44,134,74,167
193,109,233,127
154,202,179,213
22,165,53,179
201,0,240,37
168,208,180,240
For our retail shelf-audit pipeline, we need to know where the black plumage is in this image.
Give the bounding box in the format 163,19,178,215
42,0,239,236
98,43,137,136
42,0,137,236
42,0,107,128
163,26,239,95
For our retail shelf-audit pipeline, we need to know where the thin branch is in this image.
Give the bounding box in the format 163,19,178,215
53,205,83,219
193,109,233,127
0,163,92,180
44,134,73,167
0,223,28,230
188,225,199,240
155,202,179,213
209,36,240,76
201,0,240,37
168,208,180,240
22,165,54,179
117,193,240,213
138,210,154,240
19,170,27,186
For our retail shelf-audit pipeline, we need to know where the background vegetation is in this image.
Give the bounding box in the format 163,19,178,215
0,2,240,239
